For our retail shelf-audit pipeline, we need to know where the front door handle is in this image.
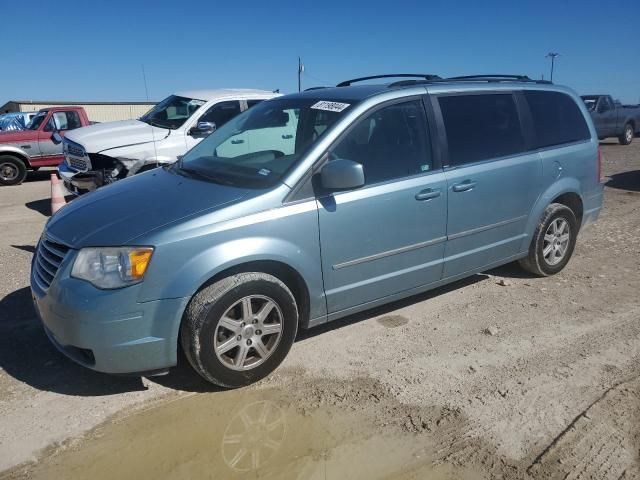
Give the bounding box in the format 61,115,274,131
231,139,245,144
415,188,441,201
452,181,477,192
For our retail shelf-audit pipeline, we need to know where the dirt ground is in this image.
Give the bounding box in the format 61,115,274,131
0,140,639,479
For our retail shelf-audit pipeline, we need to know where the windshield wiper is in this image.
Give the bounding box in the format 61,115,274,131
177,166,238,186
142,118,169,129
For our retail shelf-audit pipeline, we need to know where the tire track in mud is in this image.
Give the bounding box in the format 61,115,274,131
526,376,640,480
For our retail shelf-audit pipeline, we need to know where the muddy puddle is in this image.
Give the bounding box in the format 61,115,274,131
5,381,484,480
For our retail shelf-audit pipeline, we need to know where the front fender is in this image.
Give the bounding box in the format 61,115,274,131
140,235,326,321
519,177,582,252
0,145,32,166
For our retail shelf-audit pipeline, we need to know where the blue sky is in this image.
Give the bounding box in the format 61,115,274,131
2,0,639,104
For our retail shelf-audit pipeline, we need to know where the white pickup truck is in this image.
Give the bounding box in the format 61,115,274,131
59,89,280,194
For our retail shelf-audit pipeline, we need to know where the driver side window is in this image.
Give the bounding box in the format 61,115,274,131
199,101,241,127
598,97,611,112
330,100,432,186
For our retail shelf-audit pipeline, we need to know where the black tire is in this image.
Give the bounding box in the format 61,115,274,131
180,272,298,388
618,123,634,145
0,155,27,186
518,203,578,277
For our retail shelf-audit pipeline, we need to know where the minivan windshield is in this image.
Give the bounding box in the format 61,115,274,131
140,95,205,130
176,97,353,188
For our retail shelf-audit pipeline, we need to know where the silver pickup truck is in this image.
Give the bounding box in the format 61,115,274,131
581,95,640,145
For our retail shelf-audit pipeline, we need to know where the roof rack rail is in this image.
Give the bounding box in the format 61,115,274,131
304,86,329,91
337,74,441,87
446,74,552,84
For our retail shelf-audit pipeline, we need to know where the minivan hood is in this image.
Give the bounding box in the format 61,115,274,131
47,167,253,248
64,120,170,154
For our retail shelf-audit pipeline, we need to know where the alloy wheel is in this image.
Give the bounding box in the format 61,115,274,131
543,218,570,266
214,295,284,371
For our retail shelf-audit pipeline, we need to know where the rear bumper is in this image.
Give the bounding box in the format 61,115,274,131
30,251,189,374
581,188,604,229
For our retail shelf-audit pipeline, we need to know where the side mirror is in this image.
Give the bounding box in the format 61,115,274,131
51,132,63,144
320,159,365,191
189,121,216,137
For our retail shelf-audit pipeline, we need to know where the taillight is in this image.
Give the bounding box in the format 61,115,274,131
597,146,603,183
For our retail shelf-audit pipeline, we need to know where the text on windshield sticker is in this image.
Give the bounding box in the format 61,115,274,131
311,101,350,112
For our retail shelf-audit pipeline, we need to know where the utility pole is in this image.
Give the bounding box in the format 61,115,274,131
298,57,304,92
546,52,560,82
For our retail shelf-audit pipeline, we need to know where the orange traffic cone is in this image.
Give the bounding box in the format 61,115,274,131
51,173,67,215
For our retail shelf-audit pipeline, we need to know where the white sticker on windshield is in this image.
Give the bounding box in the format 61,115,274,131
258,168,271,176
188,99,205,106
311,101,350,112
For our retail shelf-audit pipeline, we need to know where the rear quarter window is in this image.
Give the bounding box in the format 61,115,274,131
524,91,591,149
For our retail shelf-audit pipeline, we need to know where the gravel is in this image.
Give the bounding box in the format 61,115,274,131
1,138,639,478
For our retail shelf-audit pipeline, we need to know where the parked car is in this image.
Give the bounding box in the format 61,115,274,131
0,107,90,185
58,89,281,195
0,112,37,132
581,95,640,144
32,74,603,387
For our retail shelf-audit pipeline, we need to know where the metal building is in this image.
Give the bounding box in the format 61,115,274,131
0,100,157,123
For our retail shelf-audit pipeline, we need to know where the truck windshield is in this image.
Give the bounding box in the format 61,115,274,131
177,97,354,188
140,95,205,130
27,112,48,130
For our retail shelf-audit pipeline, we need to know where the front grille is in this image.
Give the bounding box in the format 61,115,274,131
33,237,71,290
66,143,85,157
64,139,90,172
67,156,89,172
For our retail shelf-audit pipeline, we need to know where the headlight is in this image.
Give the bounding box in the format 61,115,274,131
71,247,154,289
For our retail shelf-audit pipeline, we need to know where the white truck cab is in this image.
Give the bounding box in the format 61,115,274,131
59,88,280,194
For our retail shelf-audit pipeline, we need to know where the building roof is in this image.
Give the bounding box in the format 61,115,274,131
174,89,279,101
4,100,157,105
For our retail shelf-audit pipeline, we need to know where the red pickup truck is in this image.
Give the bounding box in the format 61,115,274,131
0,106,90,186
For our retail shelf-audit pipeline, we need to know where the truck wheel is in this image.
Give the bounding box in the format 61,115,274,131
0,155,27,186
518,203,578,277
180,273,298,388
619,123,634,145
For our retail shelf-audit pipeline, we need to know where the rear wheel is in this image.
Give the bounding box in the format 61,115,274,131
180,272,298,388
619,123,634,145
519,203,578,276
0,155,27,186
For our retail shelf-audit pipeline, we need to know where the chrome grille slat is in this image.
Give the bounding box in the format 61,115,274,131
40,248,62,268
37,256,57,277
34,236,70,290
32,269,49,291
42,240,68,259
35,260,53,284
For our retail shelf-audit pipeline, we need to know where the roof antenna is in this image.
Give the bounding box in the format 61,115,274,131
141,64,160,168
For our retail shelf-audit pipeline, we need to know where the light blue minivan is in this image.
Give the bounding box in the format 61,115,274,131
31,74,603,387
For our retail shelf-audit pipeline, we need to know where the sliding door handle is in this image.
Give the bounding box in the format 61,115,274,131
415,189,441,201
452,181,477,192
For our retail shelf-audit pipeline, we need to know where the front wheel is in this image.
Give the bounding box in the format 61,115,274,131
180,273,298,388
519,203,578,276
0,155,27,186
619,123,634,145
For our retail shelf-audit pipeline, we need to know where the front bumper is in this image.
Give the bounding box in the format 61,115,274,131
30,249,189,374
58,162,100,196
